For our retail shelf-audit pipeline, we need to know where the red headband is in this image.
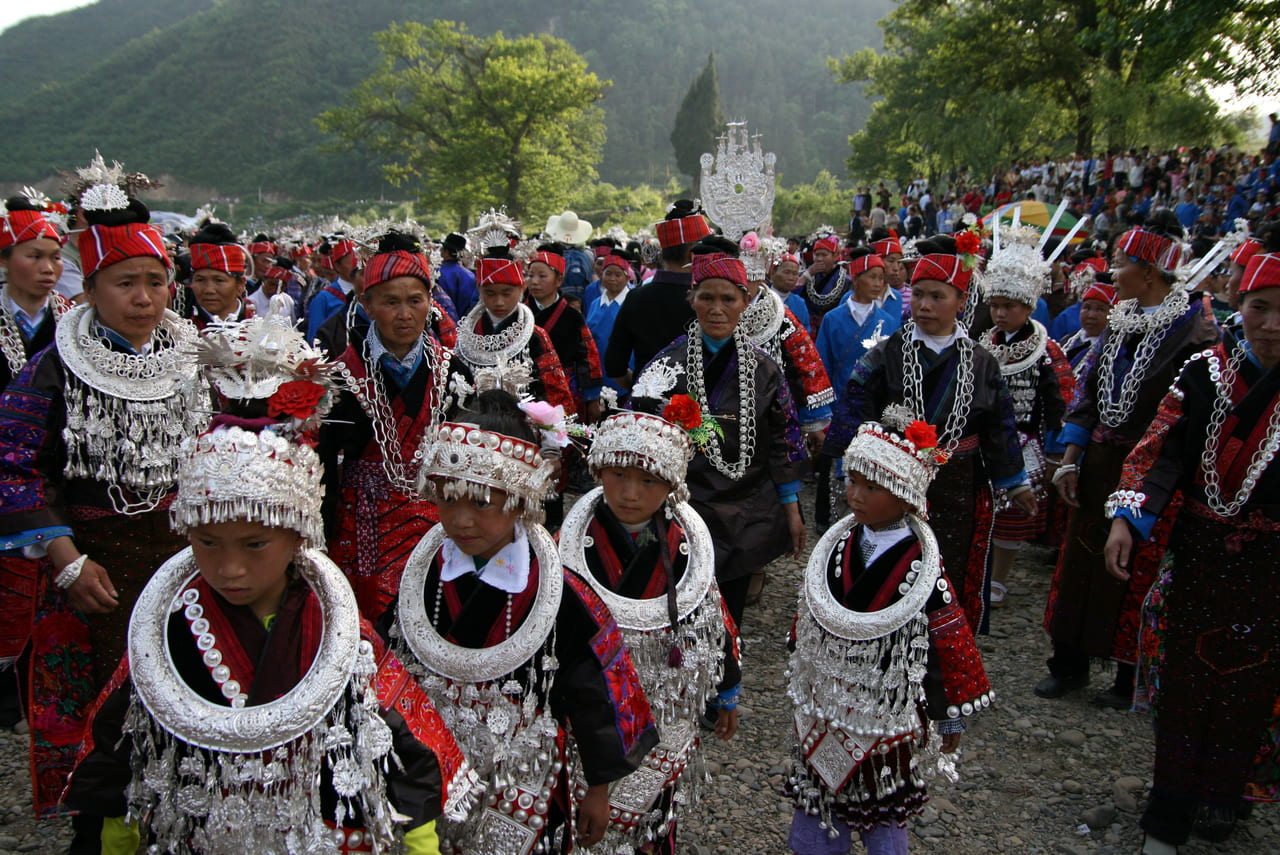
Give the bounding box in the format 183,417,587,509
770,252,800,273
813,235,841,254
1231,238,1262,267
0,210,63,250
79,223,173,277
848,254,885,278
871,236,902,257
655,214,712,249
691,252,747,288
1080,282,1117,305
1117,227,1181,271
601,253,631,276
530,251,566,275
247,240,276,257
910,253,972,293
477,256,524,287
290,244,313,259
593,246,612,259
328,239,358,263
364,250,431,291
1240,252,1280,295
189,243,248,275
265,265,293,282
1073,256,1108,275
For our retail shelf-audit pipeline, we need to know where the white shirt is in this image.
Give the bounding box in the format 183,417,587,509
8,297,47,335
440,523,531,594
847,297,875,327
910,324,967,353
859,519,912,566
597,285,630,309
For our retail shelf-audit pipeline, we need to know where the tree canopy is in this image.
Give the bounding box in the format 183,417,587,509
317,20,609,224
833,0,1280,185
670,52,727,193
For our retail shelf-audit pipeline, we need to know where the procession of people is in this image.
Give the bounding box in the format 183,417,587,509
0,130,1274,855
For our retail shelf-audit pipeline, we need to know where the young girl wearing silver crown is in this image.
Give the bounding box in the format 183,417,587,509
384,389,657,855
786,408,993,855
559,405,741,854
65,303,475,855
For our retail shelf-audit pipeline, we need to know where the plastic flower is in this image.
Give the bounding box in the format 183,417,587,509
518,400,571,447
740,231,760,253
268,380,327,420
663,394,703,430
904,420,939,452
955,230,982,256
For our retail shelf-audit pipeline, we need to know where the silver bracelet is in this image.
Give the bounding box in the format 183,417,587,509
1050,464,1079,485
55,554,88,590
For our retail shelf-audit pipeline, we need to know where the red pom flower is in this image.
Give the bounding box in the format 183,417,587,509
663,394,703,430
955,230,982,256
268,380,327,420
904,420,938,451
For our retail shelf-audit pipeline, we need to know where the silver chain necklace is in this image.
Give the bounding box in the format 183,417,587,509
979,320,1047,376
455,303,535,366
0,284,32,377
739,288,786,366
684,321,757,480
337,334,450,496
900,321,974,454
1198,345,1280,516
1096,290,1189,428
801,266,850,309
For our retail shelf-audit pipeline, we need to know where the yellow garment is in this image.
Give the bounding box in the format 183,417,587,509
405,820,440,855
100,816,140,855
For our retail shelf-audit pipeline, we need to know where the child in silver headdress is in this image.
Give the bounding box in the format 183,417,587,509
786,407,993,855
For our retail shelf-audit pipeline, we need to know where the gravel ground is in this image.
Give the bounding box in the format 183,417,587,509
0,509,1274,855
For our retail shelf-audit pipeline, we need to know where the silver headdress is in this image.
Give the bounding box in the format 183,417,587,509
701,121,777,283
170,297,339,548
588,411,695,504
419,422,556,524
843,405,944,515
981,223,1049,307
60,150,160,212
467,207,522,252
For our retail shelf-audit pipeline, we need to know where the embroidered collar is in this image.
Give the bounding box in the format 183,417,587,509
440,522,531,593
910,324,966,353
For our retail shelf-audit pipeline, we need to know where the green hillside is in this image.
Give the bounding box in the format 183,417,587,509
0,0,889,201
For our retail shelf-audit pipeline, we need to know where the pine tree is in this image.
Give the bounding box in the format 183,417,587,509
670,51,727,193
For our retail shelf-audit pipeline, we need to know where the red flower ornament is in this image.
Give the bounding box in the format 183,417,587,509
268,380,327,420
663,394,703,431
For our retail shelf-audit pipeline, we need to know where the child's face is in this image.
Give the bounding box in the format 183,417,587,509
988,296,1034,334
846,471,911,529
524,262,561,304
909,279,964,336
480,282,524,320
435,486,522,559
188,521,300,622
599,466,671,526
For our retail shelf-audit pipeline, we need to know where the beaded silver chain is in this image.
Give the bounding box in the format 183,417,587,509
979,320,1047,377
801,265,850,309
336,334,452,496
1198,346,1280,517
0,300,28,377
899,321,974,455
1096,289,1189,428
684,321,756,480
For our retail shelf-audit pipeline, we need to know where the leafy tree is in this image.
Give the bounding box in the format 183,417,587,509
317,20,609,225
670,51,727,193
833,0,1277,185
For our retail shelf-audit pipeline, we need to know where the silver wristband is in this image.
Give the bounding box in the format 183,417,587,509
55,554,88,590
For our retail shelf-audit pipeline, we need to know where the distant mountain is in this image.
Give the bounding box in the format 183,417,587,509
0,0,890,201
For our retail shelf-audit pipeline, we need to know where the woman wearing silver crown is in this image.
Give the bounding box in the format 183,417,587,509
786,413,992,855
630,236,809,628
560,408,741,854
65,312,475,855
384,390,657,855
0,158,209,817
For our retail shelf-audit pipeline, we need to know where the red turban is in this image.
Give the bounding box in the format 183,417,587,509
79,223,172,277
477,256,524,287
691,252,747,288
910,253,972,293
655,214,712,249
189,242,248,275
530,251,566,275
364,251,432,291
1117,227,1181,271
0,210,62,250
848,254,885,278
1240,252,1280,295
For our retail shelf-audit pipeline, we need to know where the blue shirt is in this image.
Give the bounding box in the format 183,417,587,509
437,260,478,316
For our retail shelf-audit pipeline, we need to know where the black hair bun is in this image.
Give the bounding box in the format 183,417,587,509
665,199,698,220
536,241,567,256
450,389,538,444
4,196,42,213
189,221,239,246
377,231,421,254
82,197,150,228
915,235,957,256
690,234,740,257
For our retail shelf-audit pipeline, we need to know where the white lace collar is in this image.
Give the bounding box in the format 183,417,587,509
440,523,531,593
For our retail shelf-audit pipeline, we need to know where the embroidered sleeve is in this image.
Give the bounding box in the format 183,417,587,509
1040,339,1076,443
0,348,72,541
530,327,577,417
925,592,993,722
579,320,604,399
1105,376,1188,526
782,309,835,413
432,306,458,350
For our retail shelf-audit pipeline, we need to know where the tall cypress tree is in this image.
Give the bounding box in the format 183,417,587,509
670,51,727,193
